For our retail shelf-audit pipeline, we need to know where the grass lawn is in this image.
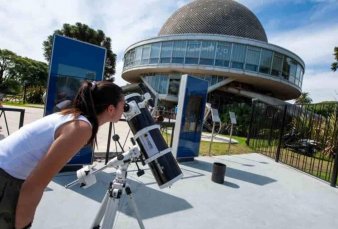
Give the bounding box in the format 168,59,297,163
3,102,44,109
162,132,253,156
199,135,253,156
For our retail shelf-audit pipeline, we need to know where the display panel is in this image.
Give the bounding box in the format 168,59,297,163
45,35,106,165
172,75,208,160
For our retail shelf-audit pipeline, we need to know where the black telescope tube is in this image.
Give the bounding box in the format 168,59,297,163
124,93,183,188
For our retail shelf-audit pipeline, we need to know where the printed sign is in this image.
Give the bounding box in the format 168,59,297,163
229,111,237,124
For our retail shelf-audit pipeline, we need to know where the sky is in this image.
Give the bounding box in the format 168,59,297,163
0,0,337,103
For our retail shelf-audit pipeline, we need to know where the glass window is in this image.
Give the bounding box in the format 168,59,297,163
211,75,218,85
123,52,130,67
144,75,150,84
231,44,246,69
172,41,186,64
168,78,180,96
199,41,216,65
297,66,304,87
148,76,155,89
282,56,291,80
245,46,260,72
141,45,151,64
150,43,161,64
259,49,273,74
215,42,231,67
271,52,283,77
296,64,302,86
128,49,135,66
154,75,160,92
160,41,173,63
185,40,200,64
205,76,212,87
135,47,142,65
217,76,224,83
158,75,168,94
289,59,297,78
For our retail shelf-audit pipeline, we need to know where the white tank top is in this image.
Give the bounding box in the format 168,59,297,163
0,113,92,179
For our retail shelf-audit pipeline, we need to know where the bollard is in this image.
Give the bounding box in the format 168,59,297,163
211,162,226,184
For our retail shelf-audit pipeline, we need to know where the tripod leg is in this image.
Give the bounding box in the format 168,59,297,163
101,189,121,229
91,191,110,229
125,186,145,229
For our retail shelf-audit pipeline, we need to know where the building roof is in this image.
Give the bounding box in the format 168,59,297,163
158,0,268,42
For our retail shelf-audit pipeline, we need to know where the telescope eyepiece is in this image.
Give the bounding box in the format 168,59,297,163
124,103,130,112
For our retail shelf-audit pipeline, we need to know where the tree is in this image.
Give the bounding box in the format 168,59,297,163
9,56,48,87
8,56,48,102
0,49,48,95
295,92,313,105
332,46,338,72
0,49,16,86
42,22,116,80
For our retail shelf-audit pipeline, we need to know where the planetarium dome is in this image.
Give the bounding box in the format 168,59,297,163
159,0,268,42
122,0,305,103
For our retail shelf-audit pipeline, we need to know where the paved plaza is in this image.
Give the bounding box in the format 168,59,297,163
1,105,338,229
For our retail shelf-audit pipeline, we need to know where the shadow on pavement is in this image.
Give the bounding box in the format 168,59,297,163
181,159,276,186
52,169,193,219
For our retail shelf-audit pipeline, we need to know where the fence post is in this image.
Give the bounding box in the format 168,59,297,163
330,106,338,187
19,109,25,128
331,147,338,187
276,105,288,162
246,99,257,146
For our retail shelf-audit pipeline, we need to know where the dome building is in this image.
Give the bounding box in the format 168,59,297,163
122,0,304,107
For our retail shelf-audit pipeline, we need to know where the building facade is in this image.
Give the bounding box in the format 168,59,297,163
122,0,305,107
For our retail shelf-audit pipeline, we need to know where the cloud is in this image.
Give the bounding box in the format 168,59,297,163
0,0,94,61
269,24,338,68
93,0,185,85
238,0,283,11
0,0,183,86
0,0,336,102
302,70,338,102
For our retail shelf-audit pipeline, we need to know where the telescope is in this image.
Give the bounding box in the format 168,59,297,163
65,91,183,229
123,92,183,188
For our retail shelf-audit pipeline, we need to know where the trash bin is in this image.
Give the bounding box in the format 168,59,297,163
212,162,226,184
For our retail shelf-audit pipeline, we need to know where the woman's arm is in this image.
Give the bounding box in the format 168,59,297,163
15,120,92,229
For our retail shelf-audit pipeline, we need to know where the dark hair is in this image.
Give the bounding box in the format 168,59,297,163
61,80,123,146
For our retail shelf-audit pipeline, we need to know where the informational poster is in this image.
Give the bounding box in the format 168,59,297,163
45,35,106,165
211,108,221,123
229,112,237,124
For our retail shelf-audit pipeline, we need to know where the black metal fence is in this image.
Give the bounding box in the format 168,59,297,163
247,102,338,187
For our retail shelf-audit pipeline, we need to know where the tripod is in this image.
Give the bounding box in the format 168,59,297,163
66,145,145,229
91,158,145,229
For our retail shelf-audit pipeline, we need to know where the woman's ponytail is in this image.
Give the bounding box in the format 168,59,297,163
61,80,123,147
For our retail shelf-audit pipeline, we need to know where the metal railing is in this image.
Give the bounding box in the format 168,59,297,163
247,102,338,187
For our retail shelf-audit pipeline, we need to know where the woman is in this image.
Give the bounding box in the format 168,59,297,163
0,80,125,229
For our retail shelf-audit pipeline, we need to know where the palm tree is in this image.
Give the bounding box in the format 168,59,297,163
295,92,312,105
332,46,338,72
